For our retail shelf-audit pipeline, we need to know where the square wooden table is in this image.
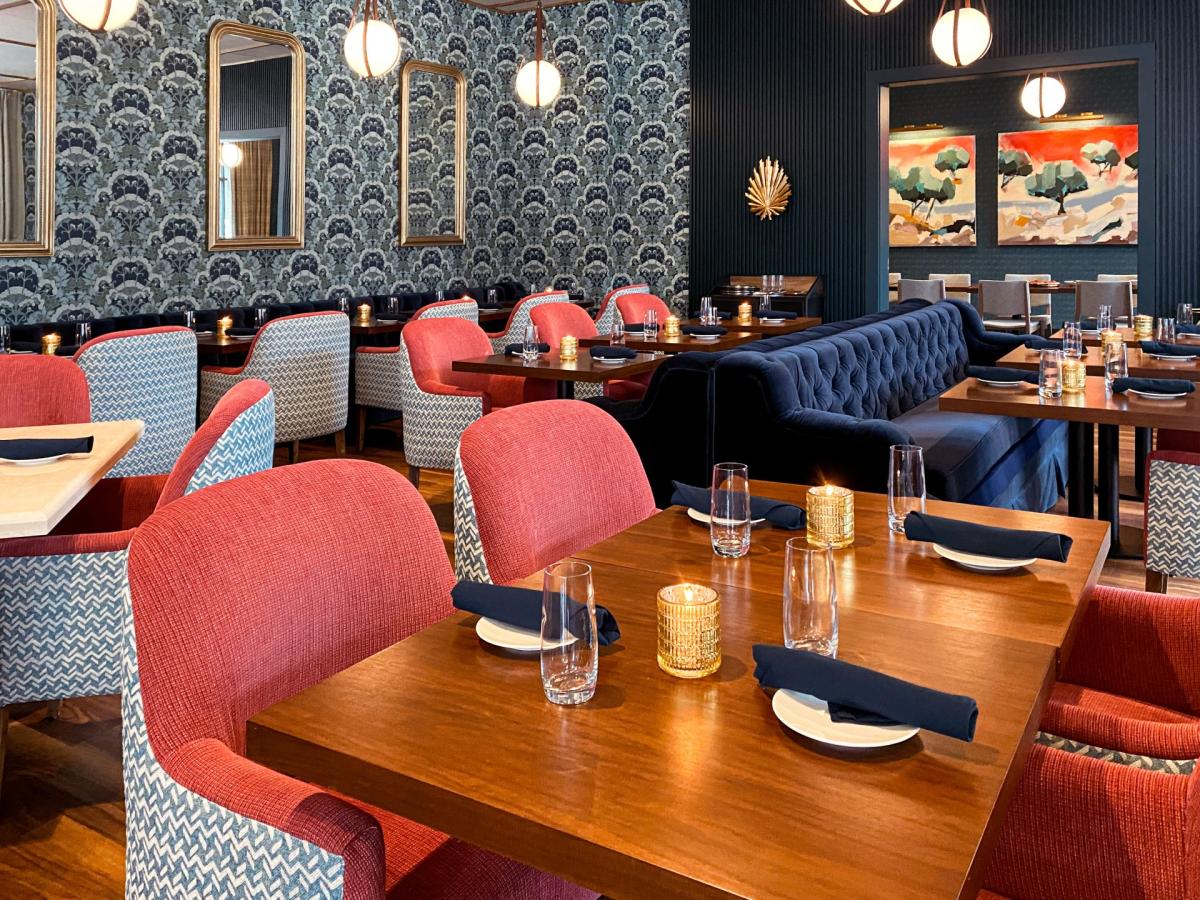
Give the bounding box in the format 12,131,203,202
997,344,1200,381
0,420,144,538
452,352,663,400
247,483,1107,899
1049,327,1141,347
579,331,758,354
684,316,821,335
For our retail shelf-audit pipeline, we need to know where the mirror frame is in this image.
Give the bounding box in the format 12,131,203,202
0,0,55,258
400,60,467,247
206,20,306,251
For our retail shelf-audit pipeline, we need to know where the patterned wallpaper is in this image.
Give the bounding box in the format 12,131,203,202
0,0,689,324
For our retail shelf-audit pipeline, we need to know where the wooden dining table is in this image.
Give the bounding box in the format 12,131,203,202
579,331,758,354
683,316,822,335
0,419,144,538
452,351,664,400
247,482,1108,899
997,344,1200,381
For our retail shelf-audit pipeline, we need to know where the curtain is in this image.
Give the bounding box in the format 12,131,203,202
230,140,275,238
0,90,25,242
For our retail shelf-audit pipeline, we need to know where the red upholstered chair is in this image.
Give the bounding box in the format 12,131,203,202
614,292,672,330
0,355,90,427
529,303,648,402
399,317,526,486
488,290,572,353
594,283,648,335
453,400,657,584
123,459,593,899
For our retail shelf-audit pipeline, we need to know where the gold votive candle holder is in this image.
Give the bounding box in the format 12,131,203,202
1062,357,1087,394
41,332,61,355
216,316,232,338
1134,315,1154,339
357,303,373,324
657,583,721,679
559,335,578,361
1101,329,1124,351
807,485,855,549
738,300,753,324
663,314,681,337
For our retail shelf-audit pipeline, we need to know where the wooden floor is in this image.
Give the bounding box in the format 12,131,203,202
1,424,1195,897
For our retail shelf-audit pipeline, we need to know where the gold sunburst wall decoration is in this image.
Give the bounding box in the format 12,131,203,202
746,157,792,221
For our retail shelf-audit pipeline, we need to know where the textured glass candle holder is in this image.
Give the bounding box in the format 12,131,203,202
559,335,578,361
1101,329,1124,352
807,485,855,549
217,316,232,338
40,333,60,356
663,315,681,337
738,301,753,324
357,304,372,324
1134,315,1154,340
657,583,721,679
1062,357,1087,394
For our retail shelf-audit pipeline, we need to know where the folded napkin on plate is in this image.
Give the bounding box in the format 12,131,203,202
1111,377,1196,395
682,325,728,337
1139,341,1200,358
966,366,1038,385
503,342,550,356
670,481,806,530
714,311,733,320
451,581,620,645
904,511,1072,563
1177,323,1200,336
623,323,645,333
1023,337,1063,351
752,644,978,742
759,310,799,320
227,327,258,337
1079,318,1099,331
0,436,94,461
590,345,637,360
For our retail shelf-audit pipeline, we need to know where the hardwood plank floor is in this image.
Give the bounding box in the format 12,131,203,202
1,423,1194,897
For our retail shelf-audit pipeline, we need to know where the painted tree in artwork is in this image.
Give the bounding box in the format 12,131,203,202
1082,140,1122,174
890,166,931,216
924,176,957,219
1125,150,1139,173
934,146,971,182
997,149,1033,189
1025,162,1090,215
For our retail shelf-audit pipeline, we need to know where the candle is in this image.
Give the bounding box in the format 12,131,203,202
1101,329,1124,351
657,583,721,679
663,314,681,337
738,300,753,324
807,485,855,549
357,303,373,323
1134,315,1154,339
216,316,232,338
41,332,61,356
1062,357,1087,394
559,335,578,361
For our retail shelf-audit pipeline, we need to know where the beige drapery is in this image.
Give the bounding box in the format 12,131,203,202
0,90,25,242
230,140,274,237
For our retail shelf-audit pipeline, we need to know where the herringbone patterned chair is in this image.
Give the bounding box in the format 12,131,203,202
454,400,657,585
0,355,90,427
594,283,648,335
200,311,349,464
122,459,593,900
1144,448,1200,593
489,290,571,353
75,327,197,478
0,381,276,796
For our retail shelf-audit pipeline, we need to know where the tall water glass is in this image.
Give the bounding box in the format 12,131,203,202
436,290,448,303
610,318,625,345
254,307,268,328
77,321,92,345
760,291,772,314
783,540,838,656
710,462,751,558
183,310,195,330
385,297,399,318
1039,349,1064,399
0,323,10,353
1177,303,1194,327
522,324,541,363
644,308,659,340
699,296,713,325
887,444,927,533
487,288,498,307
1063,322,1084,358
1103,342,1128,388
1157,317,1177,344
541,561,598,706
337,297,350,315
1097,305,1113,332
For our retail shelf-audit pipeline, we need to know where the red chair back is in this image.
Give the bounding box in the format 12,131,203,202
615,292,672,327
529,303,599,348
403,316,524,407
0,355,90,427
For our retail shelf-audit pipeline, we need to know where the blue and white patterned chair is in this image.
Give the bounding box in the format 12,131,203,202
1145,447,1200,592
75,327,198,478
199,312,349,464
594,283,648,335
489,290,572,353
0,381,275,792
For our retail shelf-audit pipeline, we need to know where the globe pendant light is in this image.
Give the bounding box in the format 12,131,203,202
515,0,561,108
344,0,401,79
931,0,992,67
58,0,139,32
842,0,906,13
219,142,244,169
1021,72,1067,119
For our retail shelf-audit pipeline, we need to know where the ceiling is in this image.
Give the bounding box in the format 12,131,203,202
0,0,38,93
457,0,642,14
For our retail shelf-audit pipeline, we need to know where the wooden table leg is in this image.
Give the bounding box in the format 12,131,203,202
1097,424,1123,554
1067,422,1095,519
556,381,575,400
1133,427,1151,499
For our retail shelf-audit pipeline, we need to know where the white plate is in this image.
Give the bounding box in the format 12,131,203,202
690,333,722,342
475,617,542,652
933,543,1036,572
376,318,399,324
1127,388,1191,400
1177,333,1200,342
975,378,1029,388
685,507,767,527
772,689,919,749
1145,352,1199,361
193,329,214,335
229,334,255,341
759,318,785,325
0,453,71,467
593,356,630,365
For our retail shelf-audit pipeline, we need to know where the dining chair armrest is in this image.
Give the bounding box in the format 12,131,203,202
0,528,135,559
163,737,385,899
355,346,400,355
420,380,489,402
201,364,247,377
1062,584,1200,716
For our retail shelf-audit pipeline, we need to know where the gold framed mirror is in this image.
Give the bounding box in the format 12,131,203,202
400,60,466,247
207,21,305,251
0,0,55,257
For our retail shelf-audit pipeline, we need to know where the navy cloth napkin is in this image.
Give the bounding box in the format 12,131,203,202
1139,341,1200,358
1079,319,1100,331
228,327,258,337
1024,337,1063,351
623,323,645,333
0,436,94,461
503,342,550,356
966,366,1038,385
1177,323,1200,335
670,481,806,530
1111,377,1196,395
752,644,979,742
904,511,1072,563
590,345,637,360
451,581,620,646
682,325,728,337
759,310,800,320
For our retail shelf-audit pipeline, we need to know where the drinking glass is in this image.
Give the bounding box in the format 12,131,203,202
183,310,195,330
487,288,498,307
385,297,399,319
541,561,598,706
1063,322,1083,358
522,324,541,363
337,297,350,315
1097,305,1113,332
610,318,625,345
644,308,659,339
1103,341,1128,389
1038,349,1063,399
1177,303,1194,327
760,292,772,314
710,462,751,559
0,323,10,354
77,321,92,345
761,275,771,295
887,444,926,533
1157,317,1177,344
437,290,448,303
783,540,838,657
699,296,713,325
254,307,268,328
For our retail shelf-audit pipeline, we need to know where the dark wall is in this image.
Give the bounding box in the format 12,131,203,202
219,57,292,132
890,65,1138,285
690,0,1200,320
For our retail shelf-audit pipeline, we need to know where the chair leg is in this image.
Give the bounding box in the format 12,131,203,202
356,408,368,452
287,441,300,465
407,466,420,488
334,430,346,458
1145,569,1168,594
46,700,61,720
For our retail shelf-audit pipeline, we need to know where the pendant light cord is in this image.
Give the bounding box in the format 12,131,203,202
534,0,545,107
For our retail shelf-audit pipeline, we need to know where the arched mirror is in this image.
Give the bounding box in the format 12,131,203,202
0,0,55,257
207,21,305,251
400,60,466,247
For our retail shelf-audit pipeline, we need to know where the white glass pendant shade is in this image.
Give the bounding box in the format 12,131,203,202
59,0,139,32
516,59,561,108
220,142,243,169
842,0,906,14
343,18,401,78
1021,75,1067,118
931,4,992,67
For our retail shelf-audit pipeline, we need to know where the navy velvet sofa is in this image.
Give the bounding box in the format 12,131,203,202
714,300,1066,511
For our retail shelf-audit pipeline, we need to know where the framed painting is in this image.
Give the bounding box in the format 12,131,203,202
997,124,1138,245
888,136,977,247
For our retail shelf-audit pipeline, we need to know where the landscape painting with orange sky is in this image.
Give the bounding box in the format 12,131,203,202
888,135,976,247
